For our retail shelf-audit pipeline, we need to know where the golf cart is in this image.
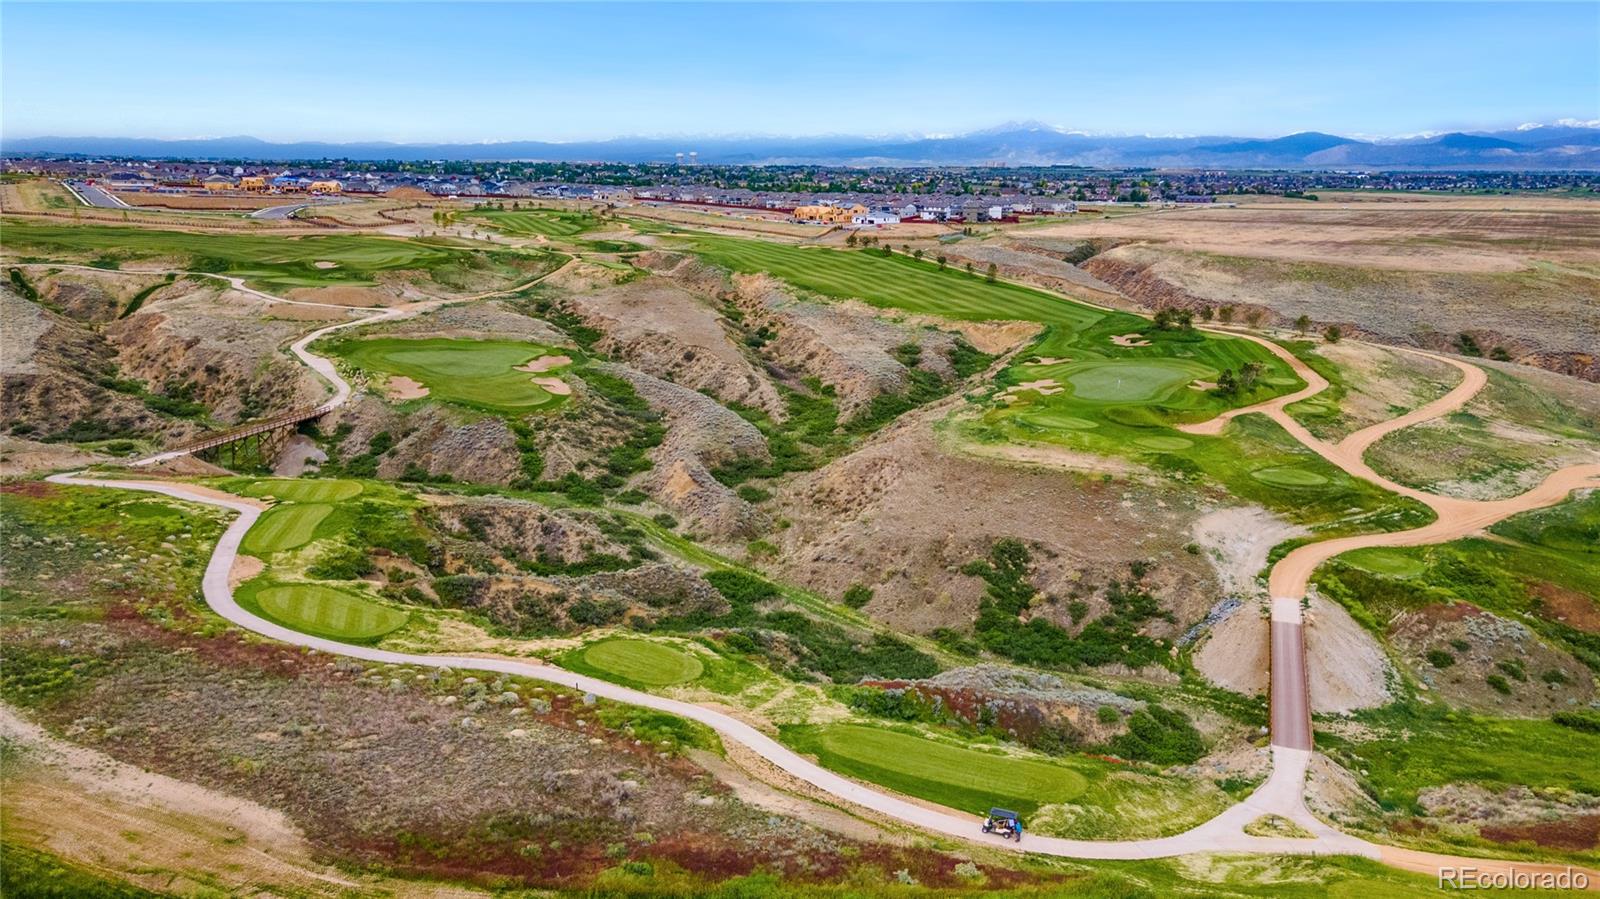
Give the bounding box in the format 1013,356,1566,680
982,807,1023,842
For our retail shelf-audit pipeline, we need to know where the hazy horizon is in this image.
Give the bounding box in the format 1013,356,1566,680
3,2,1595,144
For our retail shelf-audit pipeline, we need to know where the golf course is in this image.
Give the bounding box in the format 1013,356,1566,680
327,337,575,412
466,207,601,238
242,581,410,642
574,637,706,687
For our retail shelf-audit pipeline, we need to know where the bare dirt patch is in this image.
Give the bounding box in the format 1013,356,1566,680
1303,594,1393,713
228,554,265,589
264,302,353,321
285,285,396,307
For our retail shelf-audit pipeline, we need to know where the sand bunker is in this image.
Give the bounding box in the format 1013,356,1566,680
1189,380,1218,391
516,354,573,373
529,376,571,396
385,375,430,400
1028,356,1070,365
999,378,1064,400
313,261,339,269
1111,333,1152,347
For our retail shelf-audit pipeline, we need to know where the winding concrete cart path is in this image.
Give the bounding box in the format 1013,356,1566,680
41,272,1600,881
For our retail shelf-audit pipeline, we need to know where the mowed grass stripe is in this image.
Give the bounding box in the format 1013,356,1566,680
241,503,333,555
582,638,704,686
687,235,1104,327
255,584,409,642
469,208,599,238
785,723,1087,816
241,479,363,503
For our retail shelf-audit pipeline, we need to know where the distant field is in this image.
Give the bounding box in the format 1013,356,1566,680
245,582,409,642
467,207,599,238
328,337,573,413
0,220,560,292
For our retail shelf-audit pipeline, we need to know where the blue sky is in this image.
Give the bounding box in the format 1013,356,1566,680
2,2,1595,142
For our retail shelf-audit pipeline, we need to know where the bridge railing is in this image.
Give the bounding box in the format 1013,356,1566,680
168,404,333,456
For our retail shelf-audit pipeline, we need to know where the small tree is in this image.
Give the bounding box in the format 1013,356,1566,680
985,263,998,283
1218,305,1235,325
1294,314,1311,336
1245,309,1265,329
937,255,947,270
1198,306,1214,322
1323,325,1342,343
882,245,893,257
965,262,975,276
913,249,924,261
846,232,858,247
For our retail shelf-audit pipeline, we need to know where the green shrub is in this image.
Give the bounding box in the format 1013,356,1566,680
1496,659,1526,682
1096,705,1121,725
1542,669,1571,685
1107,705,1205,765
841,583,873,609
1552,710,1600,734
704,570,779,606
1426,649,1455,668
1485,674,1512,695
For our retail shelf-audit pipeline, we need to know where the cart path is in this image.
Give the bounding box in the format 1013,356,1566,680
38,271,1600,874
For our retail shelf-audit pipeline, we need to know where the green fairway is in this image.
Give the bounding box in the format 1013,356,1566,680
684,234,1105,326
1249,466,1330,488
581,638,704,686
1063,358,1211,403
1132,435,1194,451
327,337,573,413
466,207,600,238
783,723,1088,816
250,583,409,642
240,504,332,555
0,220,560,292
1338,547,1427,577
240,479,363,503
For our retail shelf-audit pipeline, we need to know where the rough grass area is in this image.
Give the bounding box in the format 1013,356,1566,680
239,503,332,555
326,337,573,413
577,637,705,687
0,219,562,292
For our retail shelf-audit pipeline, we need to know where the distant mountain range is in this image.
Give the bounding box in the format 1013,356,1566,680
5,122,1599,169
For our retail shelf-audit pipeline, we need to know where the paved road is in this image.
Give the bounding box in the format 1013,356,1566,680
41,261,1600,878
64,180,130,209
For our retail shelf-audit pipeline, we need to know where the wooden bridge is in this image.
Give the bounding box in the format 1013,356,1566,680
159,401,338,468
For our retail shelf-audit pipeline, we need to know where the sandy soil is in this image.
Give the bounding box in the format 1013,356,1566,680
264,302,354,321
228,553,265,589
0,437,107,477
999,378,1063,399
272,433,327,477
285,285,396,307
385,374,430,400
0,704,404,897
1026,197,1600,271
530,375,571,396
1111,333,1151,347
1194,601,1270,697
1191,506,1306,599
113,192,294,211
516,354,572,373
1303,595,1393,713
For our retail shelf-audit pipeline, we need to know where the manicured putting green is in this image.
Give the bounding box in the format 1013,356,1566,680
332,338,571,413
241,504,332,554
582,638,704,686
254,584,409,641
1249,466,1330,488
241,479,363,503
1063,359,1212,404
789,724,1087,816
1133,435,1194,451
1339,547,1427,578
1017,410,1098,430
